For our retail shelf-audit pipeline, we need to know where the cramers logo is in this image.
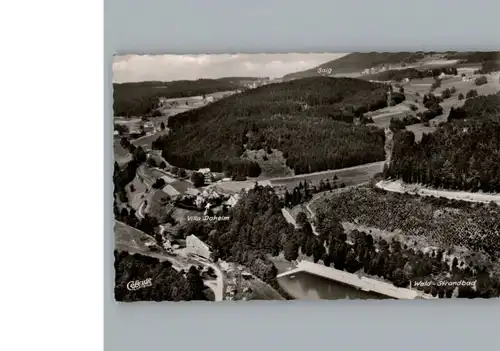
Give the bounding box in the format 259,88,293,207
126,278,153,291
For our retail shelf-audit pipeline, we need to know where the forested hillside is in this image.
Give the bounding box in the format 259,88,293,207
387,92,500,192
158,77,387,177
113,78,257,117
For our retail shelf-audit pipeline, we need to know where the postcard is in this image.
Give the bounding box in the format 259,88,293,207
113,51,500,301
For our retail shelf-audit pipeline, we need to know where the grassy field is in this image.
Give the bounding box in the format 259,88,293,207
366,104,411,129
114,220,157,255
270,161,384,190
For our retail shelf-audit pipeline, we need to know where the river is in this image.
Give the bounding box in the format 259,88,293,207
278,271,390,300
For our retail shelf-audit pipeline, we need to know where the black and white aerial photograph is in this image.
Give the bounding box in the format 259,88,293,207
113,51,500,302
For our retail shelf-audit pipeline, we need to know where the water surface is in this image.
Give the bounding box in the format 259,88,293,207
278,271,391,300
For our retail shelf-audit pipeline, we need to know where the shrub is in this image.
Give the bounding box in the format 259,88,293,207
458,93,464,100
152,178,166,189
430,79,442,91
191,172,205,188
441,88,452,99
466,89,478,99
474,75,488,86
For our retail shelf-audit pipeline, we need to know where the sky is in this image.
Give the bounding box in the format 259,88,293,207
112,53,348,83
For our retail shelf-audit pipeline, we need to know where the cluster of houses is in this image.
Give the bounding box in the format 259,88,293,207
188,187,240,211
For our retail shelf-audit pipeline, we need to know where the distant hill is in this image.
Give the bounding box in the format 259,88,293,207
113,77,264,117
283,52,427,80
154,76,387,177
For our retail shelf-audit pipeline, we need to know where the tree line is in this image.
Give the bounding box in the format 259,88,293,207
389,115,421,131
159,77,388,177
475,60,500,74
282,178,346,208
417,93,444,122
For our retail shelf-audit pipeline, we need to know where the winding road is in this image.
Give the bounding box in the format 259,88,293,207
135,165,157,220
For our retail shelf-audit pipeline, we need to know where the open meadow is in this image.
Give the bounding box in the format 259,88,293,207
366,104,411,128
